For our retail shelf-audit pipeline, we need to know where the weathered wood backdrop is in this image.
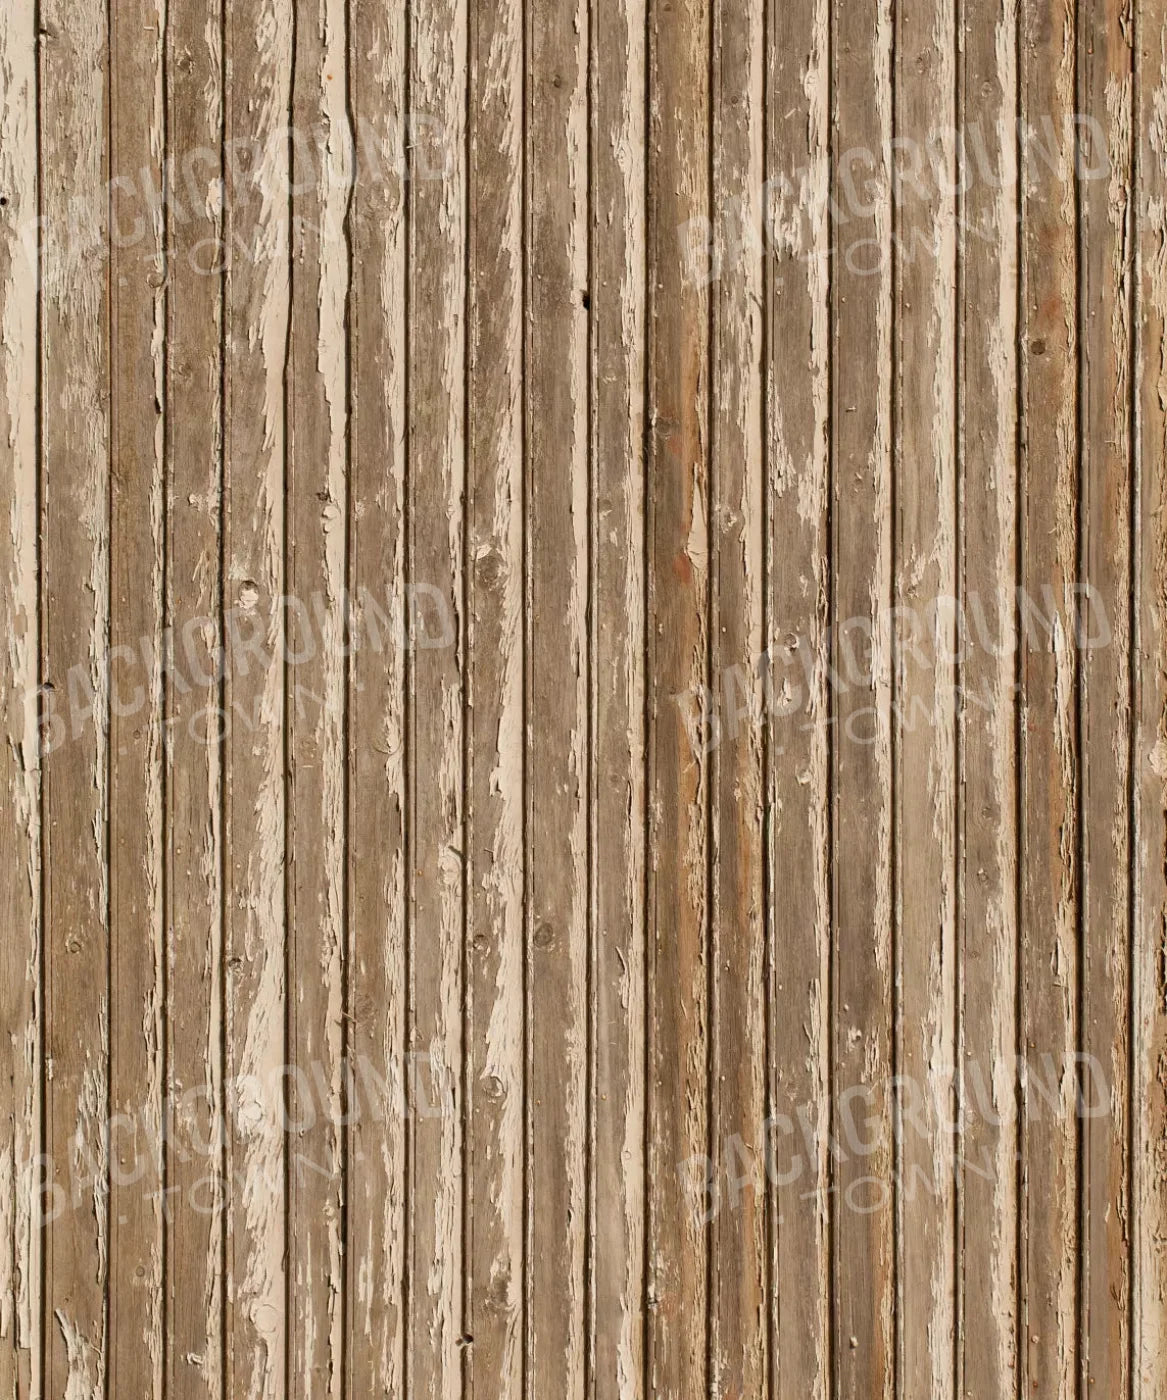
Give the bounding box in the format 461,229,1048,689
2,0,1167,1395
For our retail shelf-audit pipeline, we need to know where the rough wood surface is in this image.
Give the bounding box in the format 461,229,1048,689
2,1,1165,1396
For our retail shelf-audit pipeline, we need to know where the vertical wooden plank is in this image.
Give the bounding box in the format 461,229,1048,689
285,0,351,1391
407,1,467,1395
1017,3,1080,1397
466,0,525,1391
892,0,958,1394
163,0,226,1388
955,0,1021,1395
1077,1,1134,1395
588,0,647,1388
0,0,40,1393
525,0,589,1394
220,0,292,1390
708,0,766,1394
644,0,710,1391
345,0,408,1392
39,0,111,1388
763,0,832,1391
829,0,895,1390
1133,5,1167,1393
108,0,167,1390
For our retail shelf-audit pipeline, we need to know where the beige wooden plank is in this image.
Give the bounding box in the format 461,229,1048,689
345,0,408,1391
954,0,1021,1394
162,0,227,1389
892,0,958,1394
38,0,111,1390
1134,6,1167,1393
1077,1,1135,1394
284,0,351,1392
220,0,292,1392
465,0,525,1392
0,0,41,1394
708,0,767,1394
588,0,647,1388
644,0,711,1390
525,0,590,1394
108,0,168,1390
829,0,896,1390
1017,4,1080,1397
763,0,832,1391
406,2,467,1395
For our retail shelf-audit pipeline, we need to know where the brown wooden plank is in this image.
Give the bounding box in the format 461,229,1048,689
39,0,111,1390
1077,0,1135,1394
954,1,1021,1395
829,0,896,1390
108,0,168,1389
0,2,41,1394
763,0,832,1392
1017,4,1080,1397
284,0,351,1393
892,0,959,1393
525,0,590,1393
466,0,526,1391
407,2,467,1395
220,0,292,1392
1134,5,1167,1392
588,0,647,1389
708,0,767,1394
345,0,408,1392
645,0,711,1388
162,0,227,1389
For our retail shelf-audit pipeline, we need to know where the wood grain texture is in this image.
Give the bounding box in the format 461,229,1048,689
465,0,525,1394
1018,5,1080,1398
830,0,896,1391
892,1,959,1396
709,0,767,1396
1135,4,1167,1394
407,2,466,1395
221,0,291,1392
525,0,590,1396
588,0,647,1392
645,0,711,1392
109,0,167,1391
764,0,832,1394
39,0,111,1393
345,1,407,1394
955,2,1022,1397
4,1,1167,1397
0,3,39,1395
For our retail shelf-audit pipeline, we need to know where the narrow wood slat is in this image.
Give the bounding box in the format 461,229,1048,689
1017,5,1080,1397
955,1,1021,1395
0,2,41,1394
764,0,833,1390
645,0,711,1389
163,0,227,1389
588,0,648,1390
345,0,408,1392
285,0,351,1390
1134,6,1167,1393
407,1,468,1394
39,0,112,1391
466,0,526,1391
829,0,896,1390
220,0,292,1391
892,0,959,1392
525,0,590,1393
108,0,168,1389
708,0,767,1394
1077,0,1135,1393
